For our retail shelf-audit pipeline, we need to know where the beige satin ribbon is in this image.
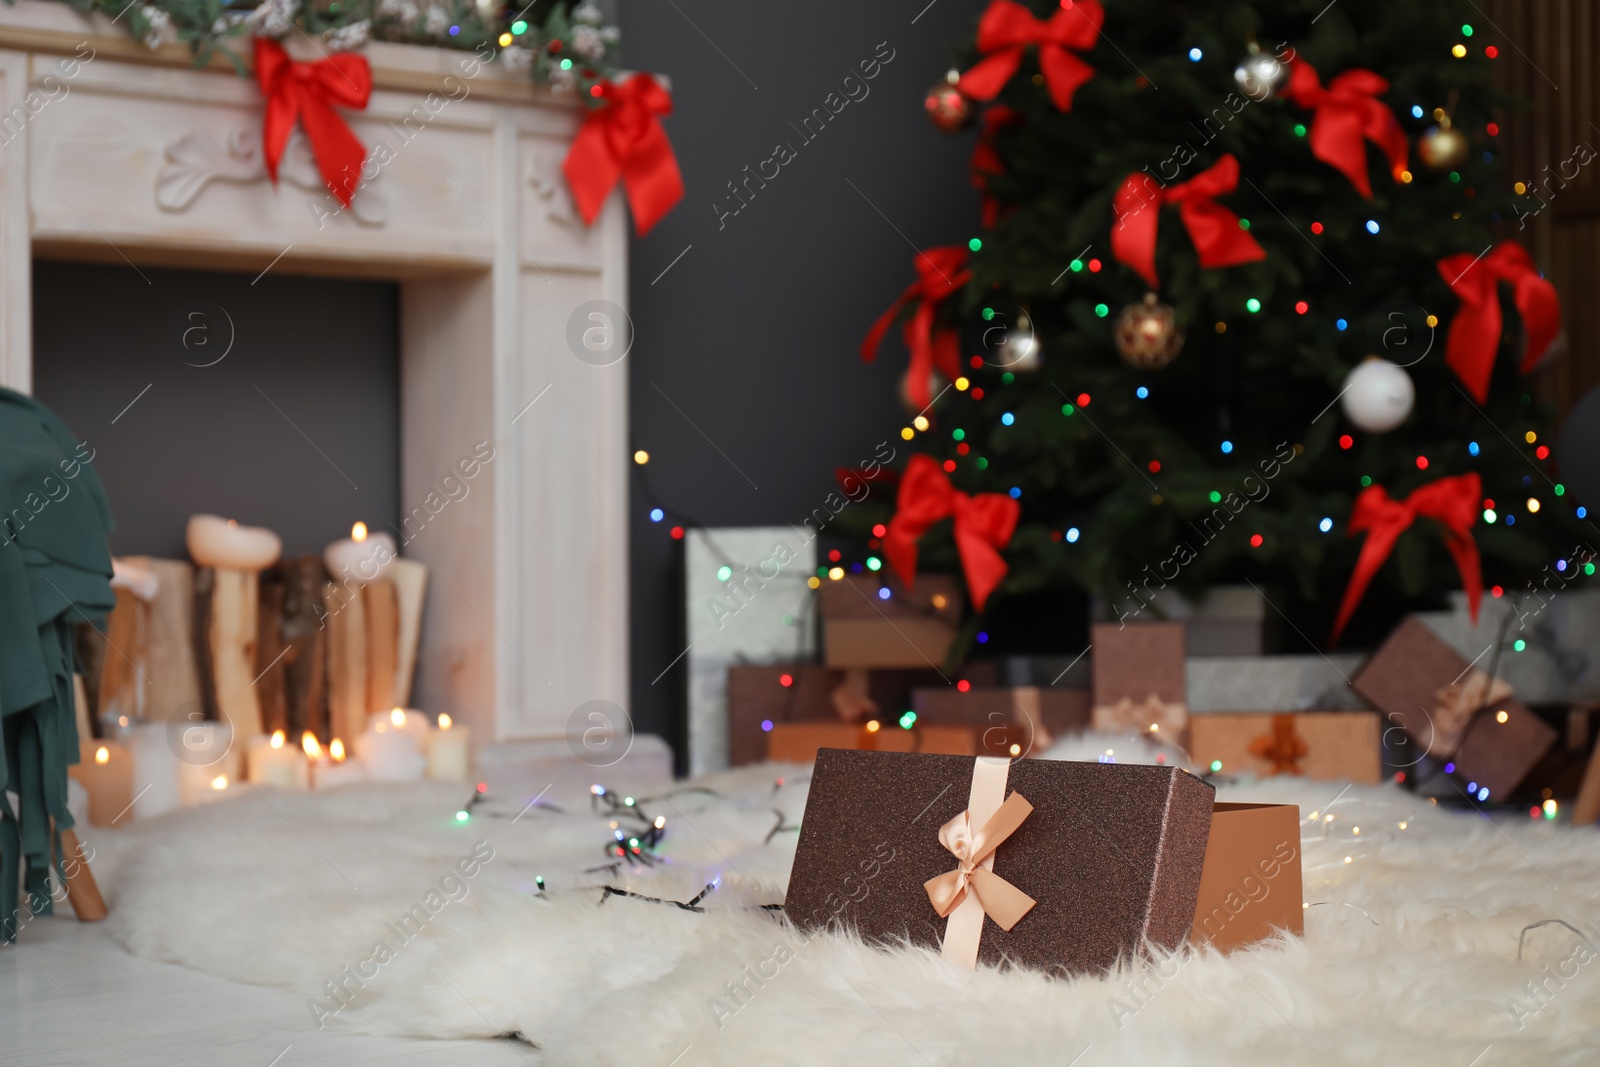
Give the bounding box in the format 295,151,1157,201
1092,693,1188,737
924,757,1037,968
1430,671,1514,755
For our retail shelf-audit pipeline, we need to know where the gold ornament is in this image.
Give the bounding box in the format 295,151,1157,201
1418,117,1470,170
1114,293,1184,369
924,69,974,133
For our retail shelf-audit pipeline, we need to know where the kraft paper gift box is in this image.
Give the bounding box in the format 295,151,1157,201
1188,802,1304,952
726,663,998,767
1188,711,1383,784
1090,621,1188,741
766,722,976,764
818,574,962,669
912,686,1092,756
785,750,1215,974
1352,617,1556,797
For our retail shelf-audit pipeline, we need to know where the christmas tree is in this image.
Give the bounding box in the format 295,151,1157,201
856,0,1590,652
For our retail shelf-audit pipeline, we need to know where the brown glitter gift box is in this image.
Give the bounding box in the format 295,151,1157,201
1188,711,1383,784
1090,621,1189,742
766,722,977,763
818,573,963,668
1351,616,1556,799
784,749,1215,974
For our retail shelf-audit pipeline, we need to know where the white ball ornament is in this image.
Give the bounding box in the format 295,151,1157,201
1341,357,1415,433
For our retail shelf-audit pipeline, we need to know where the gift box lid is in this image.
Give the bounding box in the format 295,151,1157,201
785,750,1215,975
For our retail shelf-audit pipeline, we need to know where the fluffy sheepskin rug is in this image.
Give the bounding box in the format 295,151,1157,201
80,736,1600,1065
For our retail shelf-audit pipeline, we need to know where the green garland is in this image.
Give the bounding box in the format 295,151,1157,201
50,0,620,96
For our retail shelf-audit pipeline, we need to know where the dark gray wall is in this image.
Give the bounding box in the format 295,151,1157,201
32,261,399,559
624,3,983,746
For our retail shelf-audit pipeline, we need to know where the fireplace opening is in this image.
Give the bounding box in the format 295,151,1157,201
31,259,400,557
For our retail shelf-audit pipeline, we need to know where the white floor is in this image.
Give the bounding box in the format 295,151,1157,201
0,917,535,1067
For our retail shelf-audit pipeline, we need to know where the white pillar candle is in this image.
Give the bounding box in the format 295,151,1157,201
246,730,310,790
186,514,282,570
312,738,368,789
128,724,180,819
187,771,237,806
354,718,427,782
324,522,397,585
366,707,432,751
68,741,134,827
425,713,470,781
172,722,240,806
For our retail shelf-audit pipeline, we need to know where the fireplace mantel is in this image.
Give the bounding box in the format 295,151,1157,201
0,3,630,744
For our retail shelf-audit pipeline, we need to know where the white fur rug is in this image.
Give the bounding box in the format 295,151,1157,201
78,737,1600,1066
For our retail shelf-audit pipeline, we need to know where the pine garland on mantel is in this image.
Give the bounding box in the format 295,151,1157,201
51,0,620,94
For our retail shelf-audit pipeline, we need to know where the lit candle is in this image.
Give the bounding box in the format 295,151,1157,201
68,741,134,827
312,737,368,789
189,772,236,805
354,712,427,782
425,713,471,781
324,521,398,585
185,514,282,570
246,730,310,791
173,722,241,806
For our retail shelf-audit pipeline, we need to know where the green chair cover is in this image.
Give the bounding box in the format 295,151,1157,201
0,387,114,940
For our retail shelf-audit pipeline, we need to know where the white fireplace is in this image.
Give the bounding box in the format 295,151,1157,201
0,2,630,743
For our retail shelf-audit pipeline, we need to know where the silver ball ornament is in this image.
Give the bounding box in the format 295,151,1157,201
1234,48,1289,101
1340,357,1415,433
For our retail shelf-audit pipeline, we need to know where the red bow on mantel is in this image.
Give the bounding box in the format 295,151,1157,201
861,247,971,412
255,38,372,209
1111,155,1266,288
1282,60,1408,199
563,74,684,236
1437,241,1561,403
884,455,1020,611
958,0,1103,112
1331,473,1484,645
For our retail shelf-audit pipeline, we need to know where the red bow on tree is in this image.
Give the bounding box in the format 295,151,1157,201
957,0,1103,112
563,74,684,236
1282,60,1408,199
1437,241,1561,403
884,455,1020,611
1111,155,1266,288
861,247,971,412
255,38,372,208
1331,473,1483,645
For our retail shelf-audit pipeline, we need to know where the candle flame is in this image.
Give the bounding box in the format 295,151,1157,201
302,731,323,760
270,729,285,749
211,774,228,790
95,746,110,765
352,521,368,542
375,721,388,734
391,707,406,727
438,713,453,731
330,738,346,762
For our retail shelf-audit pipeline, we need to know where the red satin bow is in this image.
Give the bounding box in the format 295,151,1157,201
1437,241,1561,403
563,74,684,236
884,455,1020,611
255,39,372,208
1283,60,1407,199
958,0,1103,112
861,247,971,412
1331,473,1483,645
1111,155,1266,288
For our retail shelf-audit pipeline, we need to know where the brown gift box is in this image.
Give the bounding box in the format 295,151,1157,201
726,664,1000,767
1188,712,1383,784
766,723,976,764
818,574,962,669
913,686,1091,756
1352,617,1555,796
785,750,1215,975
1188,802,1304,952
1090,621,1188,740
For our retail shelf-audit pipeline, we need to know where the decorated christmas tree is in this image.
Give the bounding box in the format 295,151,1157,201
858,0,1589,652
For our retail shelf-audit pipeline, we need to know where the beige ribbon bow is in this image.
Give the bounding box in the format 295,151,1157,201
924,791,1037,931
1429,672,1514,756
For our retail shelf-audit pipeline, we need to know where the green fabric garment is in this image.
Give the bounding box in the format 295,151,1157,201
0,387,114,940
